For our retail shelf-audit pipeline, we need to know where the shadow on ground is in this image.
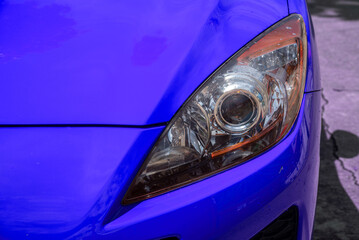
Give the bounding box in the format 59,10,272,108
307,0,359,20
313,120,359,239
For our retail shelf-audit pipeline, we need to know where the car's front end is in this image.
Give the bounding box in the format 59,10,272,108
0,0,321,239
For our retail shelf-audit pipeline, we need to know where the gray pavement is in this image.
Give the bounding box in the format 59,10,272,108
308,0,359,239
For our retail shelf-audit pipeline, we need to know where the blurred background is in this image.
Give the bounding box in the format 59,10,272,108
307,0,359,239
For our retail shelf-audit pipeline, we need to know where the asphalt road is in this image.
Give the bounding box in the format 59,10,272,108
307,0,359,239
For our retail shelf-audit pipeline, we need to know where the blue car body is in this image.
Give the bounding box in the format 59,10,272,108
0,0,321,239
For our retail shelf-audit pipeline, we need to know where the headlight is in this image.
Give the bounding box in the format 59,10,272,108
123,14,307,204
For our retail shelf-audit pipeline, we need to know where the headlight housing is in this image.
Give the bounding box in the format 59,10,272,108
124,14,307,204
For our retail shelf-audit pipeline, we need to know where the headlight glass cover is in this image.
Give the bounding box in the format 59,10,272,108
124,14,307,204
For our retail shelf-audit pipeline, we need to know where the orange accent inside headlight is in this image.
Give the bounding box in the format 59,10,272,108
123,14,307,204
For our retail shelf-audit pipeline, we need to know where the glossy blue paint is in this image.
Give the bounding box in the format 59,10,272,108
0,0,321,239
0,0,287,125
0,126,164,239
0,91,320,239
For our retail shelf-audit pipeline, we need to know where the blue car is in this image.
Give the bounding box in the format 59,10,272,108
0,0,321,239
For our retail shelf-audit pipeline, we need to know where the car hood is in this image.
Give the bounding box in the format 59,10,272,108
0,0,287,125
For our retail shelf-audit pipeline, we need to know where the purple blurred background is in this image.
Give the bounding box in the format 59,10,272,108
308,0,359,238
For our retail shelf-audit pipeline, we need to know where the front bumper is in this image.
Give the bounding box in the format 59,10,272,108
99,91,321,240
0,92,320,240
